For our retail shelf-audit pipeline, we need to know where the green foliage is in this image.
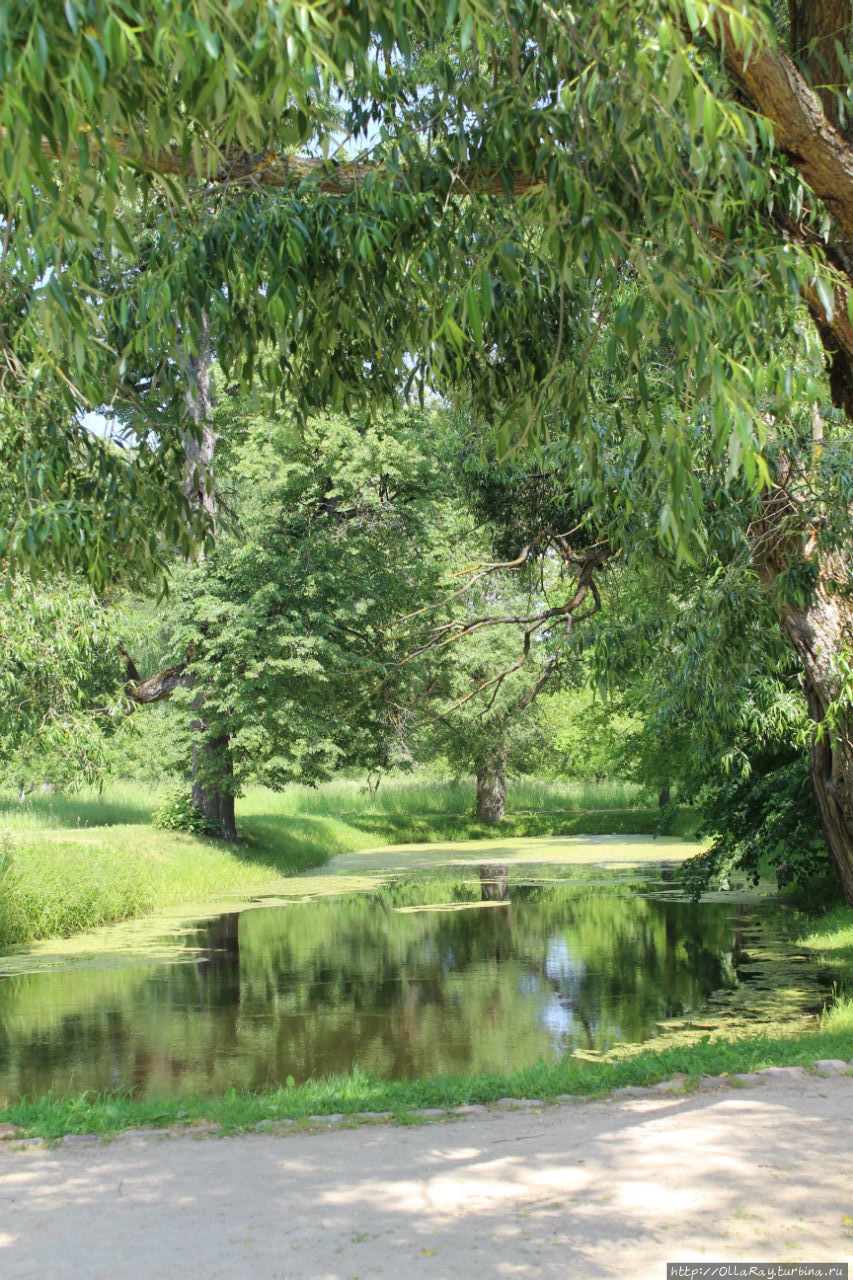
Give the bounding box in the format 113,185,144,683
106,702,188,783
157,401,463,793
151,788,220,838
683,749,824,899
538,687,640,782
0,576,128,792
0,1,836,580
0,828,15,946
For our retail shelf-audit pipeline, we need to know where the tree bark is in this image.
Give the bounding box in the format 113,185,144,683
788,0,851,132
805,682,853,905
183,315,217,536
182,317,237,841
475,746,507,823
778,591,853,903
191,729,237,843
752,480,853,903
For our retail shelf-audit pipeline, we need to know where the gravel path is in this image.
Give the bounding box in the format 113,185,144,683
2,1073,852,1279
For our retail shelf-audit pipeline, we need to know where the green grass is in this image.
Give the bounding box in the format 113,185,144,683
239,775,648,819
0,779,157,832
0,774,692,946
795,902,853,1032
0,825,279,944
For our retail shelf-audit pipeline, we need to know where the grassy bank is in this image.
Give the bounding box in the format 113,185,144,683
3,1026,851,1140
0,776,691,946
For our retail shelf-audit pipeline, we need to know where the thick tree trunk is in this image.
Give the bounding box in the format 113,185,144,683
806,684,853,905
191,729,237,843
753,490,853,903
475,747,507,823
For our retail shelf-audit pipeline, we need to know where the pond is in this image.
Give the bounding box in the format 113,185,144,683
0,838,832,1101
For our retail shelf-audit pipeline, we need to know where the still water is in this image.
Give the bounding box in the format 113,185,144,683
0,857,829,1101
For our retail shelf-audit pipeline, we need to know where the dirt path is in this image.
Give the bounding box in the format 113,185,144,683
2,1074,852,1279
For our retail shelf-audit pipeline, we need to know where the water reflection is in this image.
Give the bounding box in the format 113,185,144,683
0,863,826,1100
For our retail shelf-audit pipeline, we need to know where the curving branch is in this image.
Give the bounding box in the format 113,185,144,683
119,645,192,705
421,538,616,717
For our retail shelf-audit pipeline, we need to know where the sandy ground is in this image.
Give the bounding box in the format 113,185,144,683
1,1074,852,1280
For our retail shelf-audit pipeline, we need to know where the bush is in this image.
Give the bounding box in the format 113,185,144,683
151,788,220,837
682,746,825,898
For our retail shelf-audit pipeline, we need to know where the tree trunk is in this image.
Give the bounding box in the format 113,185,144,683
475,747,507,823
183,314,217,536
658,783,671,808
753,495,853,903
479,863,509,900
806,682,853,906
182,318,236,839
191,729,237,842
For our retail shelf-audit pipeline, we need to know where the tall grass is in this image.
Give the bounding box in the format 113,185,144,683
0,825,281,946
0,780,157,833
0,775,646,834
238,774,648,821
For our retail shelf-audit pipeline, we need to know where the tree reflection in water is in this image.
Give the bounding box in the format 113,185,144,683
0,863,823,1100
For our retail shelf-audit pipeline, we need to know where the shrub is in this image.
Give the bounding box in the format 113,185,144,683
151,788,220,837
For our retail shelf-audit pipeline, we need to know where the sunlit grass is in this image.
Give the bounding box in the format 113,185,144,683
0,825,277,945
0,780,157,833
237,774,648,821
795,904,853,1032
821,994,853,1033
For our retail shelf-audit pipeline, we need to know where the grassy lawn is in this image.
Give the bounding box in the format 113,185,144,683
0,775,692,946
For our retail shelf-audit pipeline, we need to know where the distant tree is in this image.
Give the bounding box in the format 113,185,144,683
419,613,556,822
129,401,460,837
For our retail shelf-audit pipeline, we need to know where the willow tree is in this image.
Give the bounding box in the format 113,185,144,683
7,2,853,894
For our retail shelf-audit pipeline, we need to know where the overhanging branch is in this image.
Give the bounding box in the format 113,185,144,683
122,652,192,705
30,133,540,198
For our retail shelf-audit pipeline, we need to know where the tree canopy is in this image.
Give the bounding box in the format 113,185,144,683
3,1,848,580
